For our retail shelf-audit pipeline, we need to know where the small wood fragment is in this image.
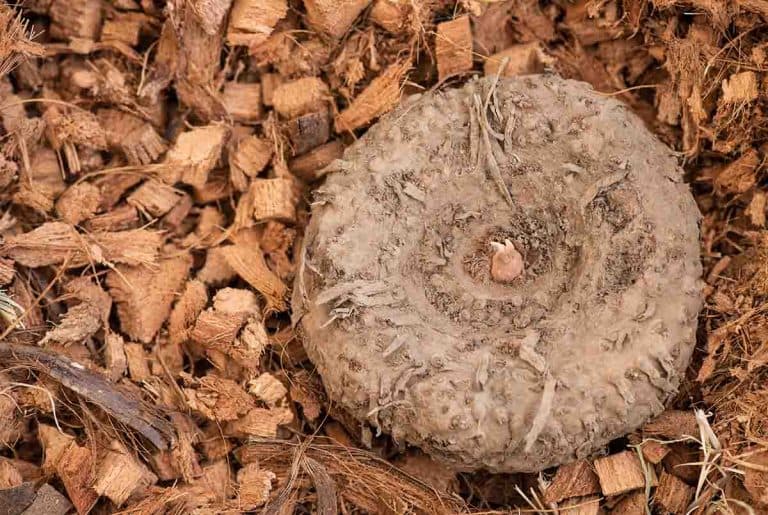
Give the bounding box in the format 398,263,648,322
272,77,330,119
640,440,670,464
164,125,228,187
484,42,549,77
436,16,473,81
55,182,102,225
127,179,184,217
643,410,699,441
104,331,128,381
107,255,192,343
230,135,272,188
286,111,330,155
747,190,767,227
184,374,255,422
56,443,99,515
289,139,344,182
227,0,288,47
654,470,693,514
101,13,144,46
93,440,157,506
169,280,209,346
714,149,760,196
248,178,298,223
225,407,293,438
304,0,371,39
335,61,409,132
125,342,152,381
544,459,601,504
369,0,409,33
593,451,652,497
0,257,15,286
193,168,233,203
122,123,168,165
662,443,701,483
49,0,102,41
237,463,276,509
39,302,102,346
222,82,263,122
248,373,287,407
84,204,140,232
261,73,283,106
190,309,249,350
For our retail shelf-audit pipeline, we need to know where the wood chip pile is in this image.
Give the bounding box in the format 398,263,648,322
0,0,766,513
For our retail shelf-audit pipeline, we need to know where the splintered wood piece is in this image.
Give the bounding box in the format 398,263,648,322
436,16,473,81
101,13,144,46
643,410,699,440
484,42,548,77
248,178,298,223
231,135,272,183
161,193,193,234
84,204,140,232
289,139,344,182
49,0,102,41
223,82,263,122
544,459,601,504
122,123,168,165
0,222,162,268
248,373,287,407
272,77,330,119
261,73,283,106
747,190,767,227
225,407,293,438
184,375,255,421
107,254,192,343
304,0,371,39
57,444,99,514
369,0,408,33
227,0,288,47
165,125,228,187
127,179,184,217
593,451,652,497
94,172,143,210
39,302,102,346
125,342,152,381
714,148,759,196
55,182,102,225
640,440,670,464
559,496,600,515
21,483,73,515
654,470,693,514
104,331,128,381
335,61,409,132
237,463,276,509
193,168,233,203
286,111,330,155
93,440,157,506
169,280,209,345
190,309,249,349
198,247,238,286
38,424,75,475
0,257,15,286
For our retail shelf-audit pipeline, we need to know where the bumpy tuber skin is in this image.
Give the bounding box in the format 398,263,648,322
294,75,703,472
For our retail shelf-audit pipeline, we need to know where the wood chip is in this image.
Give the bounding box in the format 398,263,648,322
643,410,699,440
225,407,293,438
662,443,701,483
721,71,759,104
237,463,276,509
369,0,409,33
286,110,330,155
484,42,549,77
248,178,298,223
93,440,157,506
212,287,260,315
169,279,209,345
197,246,238,286
714,148,760,196
49,0,102,41
184,374,255,421
107,255,192,343
104,331,128,381
436,16,473,81
261,73,283,106
544,459,601,503
84,204,140,232
222,82,263,122
230,135,273,188
101,13,144,46
39,302,102,346
164,125,228,187
335,61,409,132
248,373,288,406
127,179,184,217
55,182,102,225
125,342,152,381
223,230,288,311
56,443,98,515
289,139,344,181
304,0,371,38
272,77,330,119
746,190,767,227
190,309,249,350
653,470,693,514
593,451,653,497
640,440,670,464
227,0,288,47
0,257,15,286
